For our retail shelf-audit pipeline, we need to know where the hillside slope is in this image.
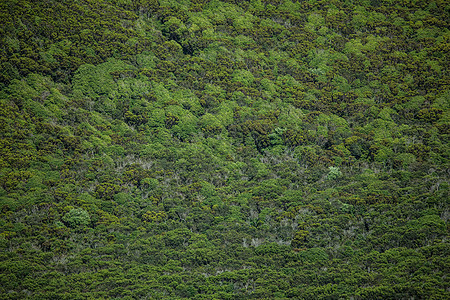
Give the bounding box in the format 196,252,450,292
0,0,449,298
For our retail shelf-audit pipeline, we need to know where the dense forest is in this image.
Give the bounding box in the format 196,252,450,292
0,0,448,298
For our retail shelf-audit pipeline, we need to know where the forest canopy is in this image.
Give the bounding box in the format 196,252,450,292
0,0,449,299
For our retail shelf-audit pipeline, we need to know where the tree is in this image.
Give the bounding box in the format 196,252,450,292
62,208,90,228
327,166,342,180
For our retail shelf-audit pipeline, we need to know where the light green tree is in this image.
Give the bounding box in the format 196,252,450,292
62,208,90,228
327,166,342,180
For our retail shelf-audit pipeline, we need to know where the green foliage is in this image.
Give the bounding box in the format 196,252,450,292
72,58,134,100
142,210,167,223
62,208,90,228
327,166,342,180
0,0,449,299
232,69,255,86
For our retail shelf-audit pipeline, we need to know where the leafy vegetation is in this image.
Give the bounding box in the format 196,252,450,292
1,0,449,298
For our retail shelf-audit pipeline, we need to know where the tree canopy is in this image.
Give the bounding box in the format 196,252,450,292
0,0,448,298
